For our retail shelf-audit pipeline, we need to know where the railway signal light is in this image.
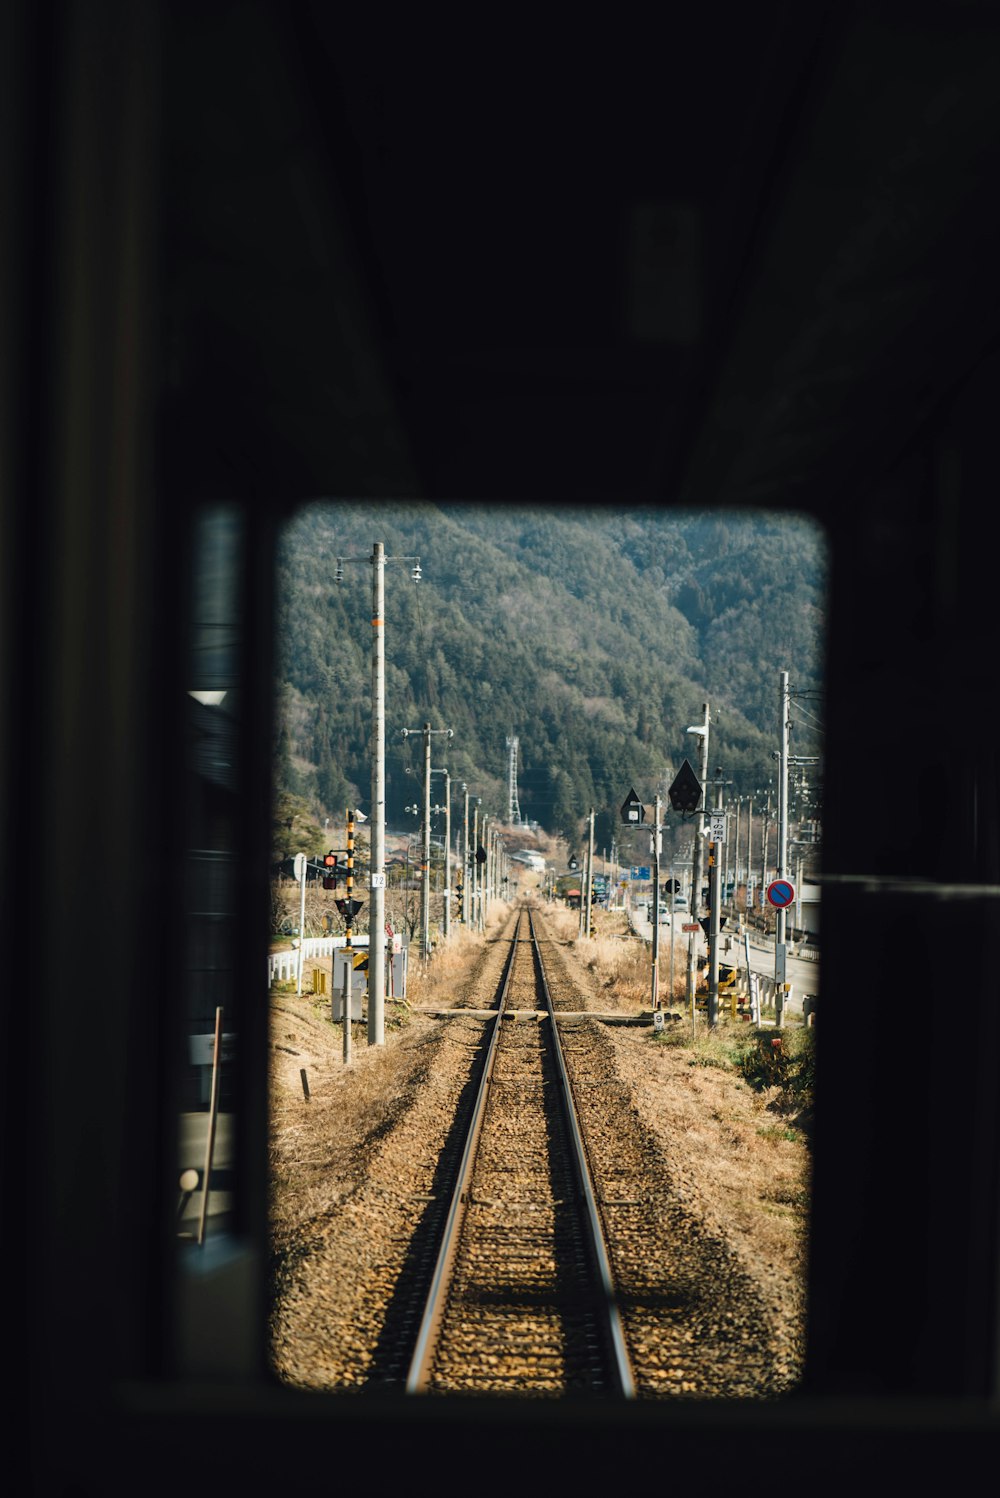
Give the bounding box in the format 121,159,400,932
335,897,364,920
323,851,338,889
668,758,702,814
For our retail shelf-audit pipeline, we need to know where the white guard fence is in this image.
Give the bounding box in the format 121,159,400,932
267,935,367,987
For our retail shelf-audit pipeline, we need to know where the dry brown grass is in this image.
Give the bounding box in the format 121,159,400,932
538,900,811,1306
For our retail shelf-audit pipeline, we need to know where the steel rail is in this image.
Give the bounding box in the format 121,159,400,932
404,916,523,1393
527,906,637,1399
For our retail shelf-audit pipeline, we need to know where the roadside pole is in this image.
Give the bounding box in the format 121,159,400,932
442,768,451,940
472,801,479,931
585,808,595,938
421,724,431,958
669,856,675,1006
462,785,470,924
707,776,724,1030
744,924,758,1024
480,815,489,931
686,703,710,1024
775,670,790,1029
334,542,422,1042
744,794,753,918
294,852,306,995
369,543,386,1045
401,721,453,961
651,794,661,1009
343,809,355,1065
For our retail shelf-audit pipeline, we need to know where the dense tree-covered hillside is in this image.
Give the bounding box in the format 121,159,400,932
273,501,826,854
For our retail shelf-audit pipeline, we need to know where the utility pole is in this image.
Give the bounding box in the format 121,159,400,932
760,784,772,924
369,542,386,1045
707,771,728,1030
669,852,675,1006
400,721,452,961
422,723,431,957
733,797,742,908
686,702,710,1026
461,784,470,924
585,808,595,938
343,809,356,1065
471,798,482,931
441,768,451,940
334,542,421,1045
480,814,490,931
651,794,662,1009
744,794,754,917
775,670,791,1028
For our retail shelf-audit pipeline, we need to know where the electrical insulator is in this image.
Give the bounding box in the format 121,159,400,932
335,559,344,582
411,560,422,582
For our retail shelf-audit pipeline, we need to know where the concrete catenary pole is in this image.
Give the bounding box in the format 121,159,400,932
584,808,595,938
471,800,480,930
442,768,452,940
369,542,386,1045
744,794,754,916
480,814,490,931
343,809,355,1065
421,723,431,959
651,793,661,1009
686,702,710,1024
462,784,470,924
295,854,306,995
669,854,676,1006
760,785,772,921
707,775,724,1030
775,669,791,1028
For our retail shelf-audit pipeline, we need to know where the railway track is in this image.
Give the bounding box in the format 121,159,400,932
404,905,635,1397
271,897,803,1399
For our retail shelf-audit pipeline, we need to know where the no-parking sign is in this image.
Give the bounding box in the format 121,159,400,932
766,878,795,908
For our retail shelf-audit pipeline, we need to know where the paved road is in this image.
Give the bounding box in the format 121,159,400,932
629,907,819,1018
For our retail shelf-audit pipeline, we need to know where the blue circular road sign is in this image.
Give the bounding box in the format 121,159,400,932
766,879,795,908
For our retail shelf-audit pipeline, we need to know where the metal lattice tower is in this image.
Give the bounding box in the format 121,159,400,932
506,734,521,825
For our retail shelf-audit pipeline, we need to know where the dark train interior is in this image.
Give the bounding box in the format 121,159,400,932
6,2,1000,1491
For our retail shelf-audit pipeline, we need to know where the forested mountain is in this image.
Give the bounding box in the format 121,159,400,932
273,502,825,854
